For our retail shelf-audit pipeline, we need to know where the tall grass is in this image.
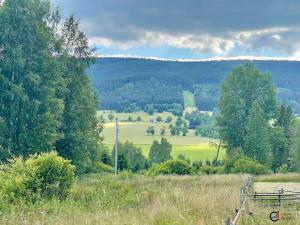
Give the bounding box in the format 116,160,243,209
0,174,245,225
1,174,299,225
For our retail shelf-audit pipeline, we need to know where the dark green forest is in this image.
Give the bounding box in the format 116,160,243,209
88,57,300,113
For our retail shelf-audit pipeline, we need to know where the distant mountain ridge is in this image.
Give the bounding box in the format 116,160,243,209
87,57,300,113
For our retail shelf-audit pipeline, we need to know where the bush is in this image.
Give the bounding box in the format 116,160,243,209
148,160,191,176
199,166,224,175
277,164,290,174
0,152,75,202
231,157,269,175
89,162,114,174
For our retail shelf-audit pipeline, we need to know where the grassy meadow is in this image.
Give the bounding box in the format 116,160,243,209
1,174,299,225
0,174,246,225
99,111,225,161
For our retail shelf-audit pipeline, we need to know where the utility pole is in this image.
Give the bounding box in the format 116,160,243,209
114,118,119,175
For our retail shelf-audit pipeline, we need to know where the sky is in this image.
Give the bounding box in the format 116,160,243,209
52,0,300,60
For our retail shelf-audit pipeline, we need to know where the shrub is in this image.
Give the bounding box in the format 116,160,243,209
148,160,191,176
89,162,114,174
231,158,269,175
199,166,224,175
277,164,290,174
224,153,270,175
0,152,75,202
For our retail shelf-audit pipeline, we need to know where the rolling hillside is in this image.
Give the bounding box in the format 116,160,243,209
88,57,300,113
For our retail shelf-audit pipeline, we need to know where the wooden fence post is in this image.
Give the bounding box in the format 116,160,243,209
225,217,231,225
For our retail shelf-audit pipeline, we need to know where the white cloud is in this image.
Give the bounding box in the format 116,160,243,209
96,54,300,62
271,34,282,41
90,27,300,56
90,31,235,55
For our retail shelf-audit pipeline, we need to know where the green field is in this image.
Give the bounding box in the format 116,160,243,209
182,90,197,112
107,143,225,161
99,111,225,161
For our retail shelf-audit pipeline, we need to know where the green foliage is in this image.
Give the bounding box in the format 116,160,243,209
146,126,155,136
136,116,142,122
217,64,277,151
0,0,65,156
55,16,100,174
89,57,300,114
99,146,113,166
244,101,271,165
170,125,176,135
177,154,190,164
156,116,162,122
185,111,211,129
182,121,189,136
291,121,300,171
149,138,172,164
145,104,155,115
277,164,290,174
148,160,191,175
199,166,224,175
108,113,114,122
0,152,75,202
276,105,294,140
224,154,269,175
166,116,173,123
175,117,184,127
88,162,114,174
160,127,166,136
0,1,102,174
269,126,289,171
112,142,148,172
195,125,220,139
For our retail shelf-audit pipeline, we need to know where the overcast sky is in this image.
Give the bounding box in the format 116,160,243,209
52,0,300,60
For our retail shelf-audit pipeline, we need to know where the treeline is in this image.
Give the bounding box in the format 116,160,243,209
0,0,101,174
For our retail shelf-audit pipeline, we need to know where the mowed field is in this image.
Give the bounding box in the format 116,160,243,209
99,111,225,161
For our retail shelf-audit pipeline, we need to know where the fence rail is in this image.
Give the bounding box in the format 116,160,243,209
244,188,300,207
225,177,253,225
225,179,300,225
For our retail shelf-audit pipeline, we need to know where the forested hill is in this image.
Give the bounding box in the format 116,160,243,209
87,57,300,113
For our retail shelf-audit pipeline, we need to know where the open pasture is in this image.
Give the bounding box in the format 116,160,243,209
100,111,224,161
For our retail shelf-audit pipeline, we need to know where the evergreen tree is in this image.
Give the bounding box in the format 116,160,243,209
218,64,276,153
244,102,271,165
0,0,64,157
